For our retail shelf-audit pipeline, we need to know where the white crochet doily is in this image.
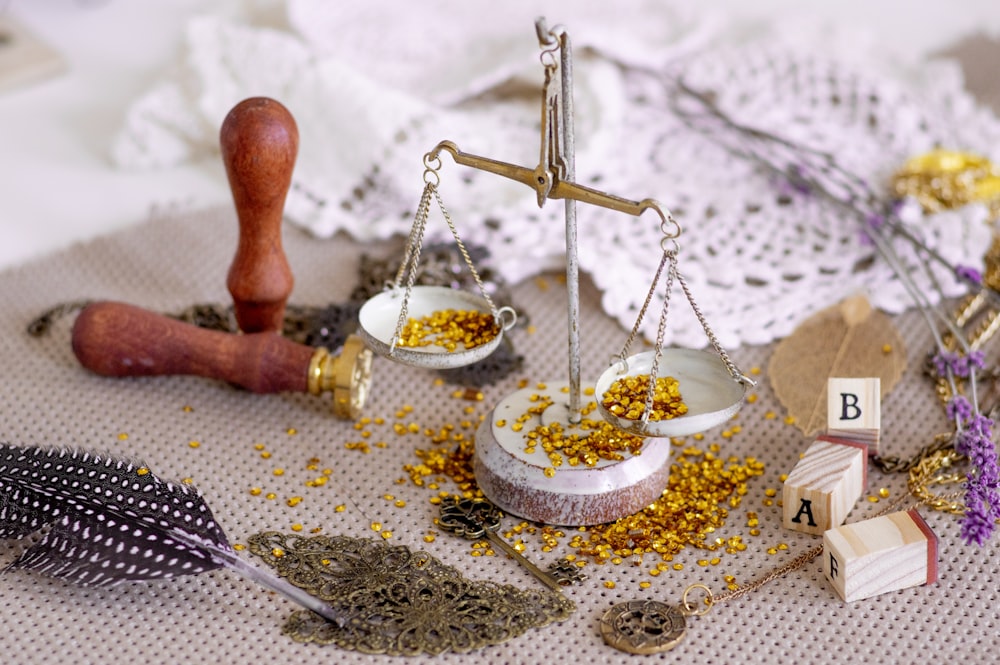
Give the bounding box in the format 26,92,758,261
112,0,1000,348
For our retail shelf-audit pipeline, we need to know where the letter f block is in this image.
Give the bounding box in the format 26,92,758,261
823,509,938,602
782,435,867,535
827,377,881,455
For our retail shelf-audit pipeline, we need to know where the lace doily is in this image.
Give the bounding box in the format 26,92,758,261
112,1,1000,348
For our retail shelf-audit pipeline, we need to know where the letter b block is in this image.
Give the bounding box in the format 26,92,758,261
823,509,938,602
782,435,867,535
827,377,881,455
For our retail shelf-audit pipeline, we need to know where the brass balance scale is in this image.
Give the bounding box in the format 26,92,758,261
358,18,754,526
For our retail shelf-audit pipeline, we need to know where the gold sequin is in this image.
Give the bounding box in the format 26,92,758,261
601,374,688,421
396,309,499,351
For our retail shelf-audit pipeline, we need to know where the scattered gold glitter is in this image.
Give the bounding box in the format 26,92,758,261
117,433,128,441
260,451,272,459
271,547,285,558
335,504,346,512
603,580,616,589
182,405,193,413
767,547,778,555
396,309,499,352
423,534,436,543
310,527,323,534
287,496,303,507
254,443,266,451
181,478,193,485
136,467,149,476
672,563,684,571
746,393,758,404
370,522,383,532
402,423,763,574
394,500,407,508
188,440,200,448
601,374,688,421
879,487,891,498
783,415,796,425
381,531,393,540
233,543,245,551
291,524,303,532
249,487,262,496
868,495,880,503
543,467,556,478
265,493,277,500
764,488,777,498
273,468,285,476
287,428,298,436
750,367,761,376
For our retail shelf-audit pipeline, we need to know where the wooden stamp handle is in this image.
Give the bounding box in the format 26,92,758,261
221,97,298,333
71,301,313,394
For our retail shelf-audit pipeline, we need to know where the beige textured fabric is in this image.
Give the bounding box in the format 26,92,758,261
1,202,997,663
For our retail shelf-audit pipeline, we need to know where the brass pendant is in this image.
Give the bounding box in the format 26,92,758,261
600,599,688,654
247,531,574,656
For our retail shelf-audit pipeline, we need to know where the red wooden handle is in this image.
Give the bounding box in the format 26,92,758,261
221,97,298,333
71,301,313,394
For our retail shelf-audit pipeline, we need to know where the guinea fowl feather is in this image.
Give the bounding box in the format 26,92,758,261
0,443,342,624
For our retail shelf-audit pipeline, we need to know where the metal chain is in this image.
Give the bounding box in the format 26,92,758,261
706,494,914,608
431,187,502,320
616,248,670,365
390,181,433,351
675,270,748,383
643,252,678,423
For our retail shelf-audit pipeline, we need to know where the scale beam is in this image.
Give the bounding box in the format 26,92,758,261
426,140,675,226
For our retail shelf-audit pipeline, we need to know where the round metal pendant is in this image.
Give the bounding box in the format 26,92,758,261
600,600,687,654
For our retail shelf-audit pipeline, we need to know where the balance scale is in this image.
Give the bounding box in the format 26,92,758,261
358,18,753,526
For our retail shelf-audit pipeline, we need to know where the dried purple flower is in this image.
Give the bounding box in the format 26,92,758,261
955,411,1000,545
947,395,974,424
960,494,995,547
956,264,983,285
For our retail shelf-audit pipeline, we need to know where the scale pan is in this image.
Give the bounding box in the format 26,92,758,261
595,349,748,437
357,285,516,369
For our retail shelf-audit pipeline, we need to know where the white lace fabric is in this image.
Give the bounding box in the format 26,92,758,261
112,1,1000,349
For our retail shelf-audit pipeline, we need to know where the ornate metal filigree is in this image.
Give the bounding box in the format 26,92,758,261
246,532,575,656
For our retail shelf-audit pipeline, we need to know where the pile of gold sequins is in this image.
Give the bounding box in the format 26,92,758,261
397,309,499,351
247,532,574,655
601,374,688,421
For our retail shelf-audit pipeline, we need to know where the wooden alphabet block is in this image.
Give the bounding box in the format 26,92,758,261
782,435,867,535
827,377,881,455
823,509,938,603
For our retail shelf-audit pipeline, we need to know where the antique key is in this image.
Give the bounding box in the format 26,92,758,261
437,497,584,591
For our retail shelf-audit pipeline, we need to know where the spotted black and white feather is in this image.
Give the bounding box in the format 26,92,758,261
0,443,342,623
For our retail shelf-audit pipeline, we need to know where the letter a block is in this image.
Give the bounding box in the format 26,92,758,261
827,377,881,455
823,509,938,603
782,435,867,535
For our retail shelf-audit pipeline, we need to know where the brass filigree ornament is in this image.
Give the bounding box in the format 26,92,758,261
246,532,574,656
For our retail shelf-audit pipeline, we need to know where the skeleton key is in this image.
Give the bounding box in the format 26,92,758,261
437,497,578,592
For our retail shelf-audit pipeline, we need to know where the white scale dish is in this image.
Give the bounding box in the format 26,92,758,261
357,285,516,370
